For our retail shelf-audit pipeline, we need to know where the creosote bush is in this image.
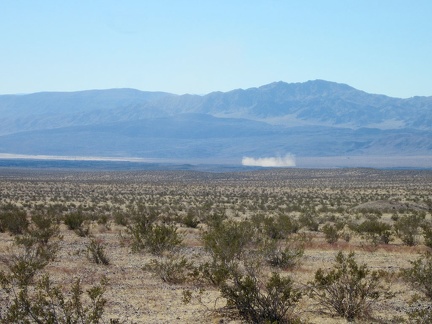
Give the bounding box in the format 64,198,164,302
394,213,425,246
0,205,29,235
127,206,182,255
308,251,391,321
262,214,299,240
144,253,197,284
113,211,128,226
64,211,86,230
322,223,339,244
0,213,116,323
202,220,253,265
352,219,392,245
402,252,432,301
262,236,305,270
29,211,61,245
181,209,200,228
0,273,111,324
221,271,302,324
64,211,90,237
402,252,432,322
87,238,110,265
298,212,319,231
5,212,62,287
422,223,432,248
200,219,254,286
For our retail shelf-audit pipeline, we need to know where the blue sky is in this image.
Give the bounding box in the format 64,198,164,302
1,1,431,98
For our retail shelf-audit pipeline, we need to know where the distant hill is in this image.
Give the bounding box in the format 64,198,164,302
0,80,431,166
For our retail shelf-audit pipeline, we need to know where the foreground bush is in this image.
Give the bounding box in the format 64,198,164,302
201,220,254,285
0,206,29,235
0,225,116,323
422,223,432,248
401,252,432,322
394,213,425,246
6,212,62,287
322,223,339,244
64,211,90,237
144,253,196,284
87,238,110,265
127,207,182,255
308,251,390,321
262,236,305,270
202,220,253,266
221,272,302,324
262,214,299,240
28,211,61,245
352,219,392,245
0,274,110,324
402,252,432,300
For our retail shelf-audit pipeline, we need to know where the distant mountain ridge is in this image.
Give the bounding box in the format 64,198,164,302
0,80,431,164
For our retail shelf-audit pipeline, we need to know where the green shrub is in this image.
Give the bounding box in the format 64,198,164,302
402,252,432,301
202,220,253,266
353,219,392,245
0,274,111,324
298,212,319,231
322,224,339,244
198,260,232,287
200,220,254,286
3,246,52,288
221,272,302,324
113,211,128,226
0,209,29,235
262,236,305,270
7,213,62,287
144,254,196,284
202,210,226,228
0,218,116,323
64,211,86,230
263,215,299,240
308,251,390,321
394,213,425,246
145,224,183,255
87,238,110,265
127,209,182,255
422,223,432,248
96,214,109,226
402,252,432,323
407,305,432,323
182,209,200,228
64,211,90,237
28,212,61,245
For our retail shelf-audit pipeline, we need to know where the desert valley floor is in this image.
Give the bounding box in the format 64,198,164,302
0,167,431,323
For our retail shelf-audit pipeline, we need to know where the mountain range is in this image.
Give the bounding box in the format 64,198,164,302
0,80,431,167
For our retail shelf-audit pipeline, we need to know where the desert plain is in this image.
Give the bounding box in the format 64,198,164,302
0,167,431,323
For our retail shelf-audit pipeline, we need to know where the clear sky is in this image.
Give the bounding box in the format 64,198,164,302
1,0,432,98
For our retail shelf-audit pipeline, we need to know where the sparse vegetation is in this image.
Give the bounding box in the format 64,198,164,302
0,168,431,322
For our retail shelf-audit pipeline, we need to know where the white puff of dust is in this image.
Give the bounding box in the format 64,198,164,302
242,155,296,167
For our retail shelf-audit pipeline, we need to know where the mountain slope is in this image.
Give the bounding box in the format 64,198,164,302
0,80,431,163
